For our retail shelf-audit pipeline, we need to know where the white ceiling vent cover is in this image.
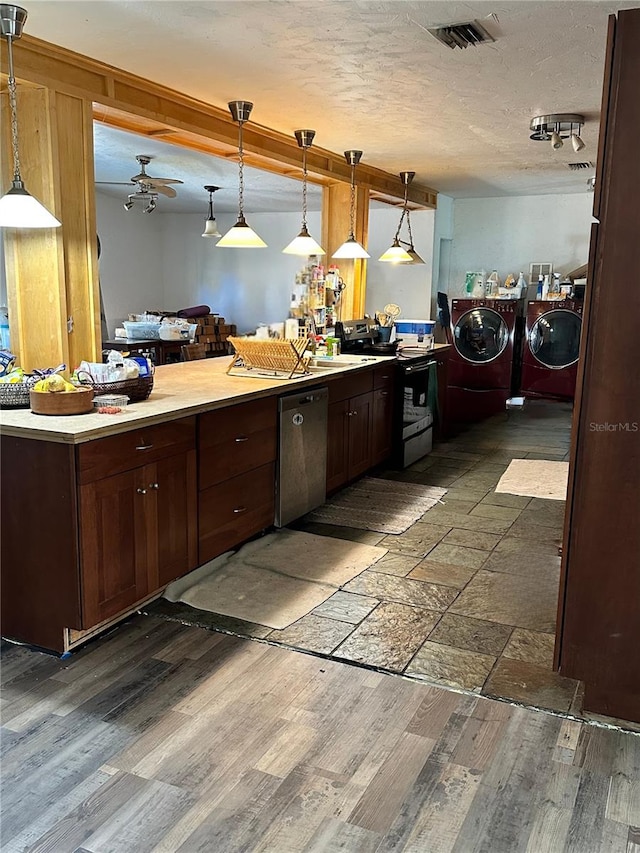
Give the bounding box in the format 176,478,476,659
428,20,496,49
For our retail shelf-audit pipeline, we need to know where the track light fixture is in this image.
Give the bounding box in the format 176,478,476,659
123,200,134,211
0,4,61,228
332,150,370,259
283,129,325,256
530,113,586,152
217,101,267,248
201,185,221,238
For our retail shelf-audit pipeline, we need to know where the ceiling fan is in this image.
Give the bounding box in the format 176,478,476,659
96,154,184,211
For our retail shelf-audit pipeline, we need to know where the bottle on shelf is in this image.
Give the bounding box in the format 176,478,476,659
516,272,528,299
542,274,550,300
486,270,500,296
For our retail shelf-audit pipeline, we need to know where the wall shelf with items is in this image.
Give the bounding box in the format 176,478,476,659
290,261,342,333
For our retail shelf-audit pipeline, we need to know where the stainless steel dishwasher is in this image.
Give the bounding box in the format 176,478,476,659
275,386,328,527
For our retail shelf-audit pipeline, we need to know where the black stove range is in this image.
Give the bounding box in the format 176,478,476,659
335,320,438,468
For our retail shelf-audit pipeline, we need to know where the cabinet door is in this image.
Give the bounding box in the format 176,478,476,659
148,451,198,589
348,391,373,480
326,399,350,494
371,386,394,467
80,468,149,627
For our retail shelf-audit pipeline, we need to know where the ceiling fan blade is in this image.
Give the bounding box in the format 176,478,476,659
96,181,136,186
145,177,184,185
154,185,177,198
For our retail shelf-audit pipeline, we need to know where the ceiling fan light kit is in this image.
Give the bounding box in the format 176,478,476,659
217,100,267,248
530,113,586,152
282,129,325,256
332,150,370,260
0,4,61,228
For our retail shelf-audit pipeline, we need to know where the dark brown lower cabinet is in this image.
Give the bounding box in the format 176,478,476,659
326,365,396,493
326,388,373,494
0,418,198,653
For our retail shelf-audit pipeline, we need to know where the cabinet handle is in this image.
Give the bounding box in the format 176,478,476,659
136,443,153,451
149,483,159,490
137,488,147,495
352,410,358,416
234,435,249,443
380,391,389,397
347,411,353,417
233,506,247,514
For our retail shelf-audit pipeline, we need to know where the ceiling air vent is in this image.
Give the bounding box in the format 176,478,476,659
568,162,594,171
428,20,495,49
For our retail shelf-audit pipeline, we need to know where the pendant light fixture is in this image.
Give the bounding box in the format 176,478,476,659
379,172,425,264
282,129,325,256
401,171,426,265
0,4,61,228
217,100,266,248
201,185,221,238
332,150,370,259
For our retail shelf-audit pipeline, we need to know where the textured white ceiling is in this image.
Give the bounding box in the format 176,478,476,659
24,1,638,198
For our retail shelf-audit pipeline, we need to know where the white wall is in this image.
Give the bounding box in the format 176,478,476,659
365,207,435,320
446,192,593,297
96,192,165,335
160,210,321,334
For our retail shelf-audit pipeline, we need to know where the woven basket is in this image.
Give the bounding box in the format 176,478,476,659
0,375,39,409
78,373,154,403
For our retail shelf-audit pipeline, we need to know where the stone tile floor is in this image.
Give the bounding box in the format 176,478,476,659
148,400,633,729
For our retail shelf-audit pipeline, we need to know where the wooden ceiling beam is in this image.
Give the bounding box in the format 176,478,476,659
3,35,438,209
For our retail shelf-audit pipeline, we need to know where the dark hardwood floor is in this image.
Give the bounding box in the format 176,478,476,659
1,615,638,852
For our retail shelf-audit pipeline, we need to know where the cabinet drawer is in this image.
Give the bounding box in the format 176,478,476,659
199,397,277,489
328,370,373,403
78,417,196,484
198,462,275,564
373,364,396,391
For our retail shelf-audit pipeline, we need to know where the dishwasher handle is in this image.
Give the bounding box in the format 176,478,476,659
279,386,329,413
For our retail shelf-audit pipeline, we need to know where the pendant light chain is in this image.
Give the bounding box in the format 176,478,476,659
394,208,407,242
301,146,308,230
403,181,413,247
6,36,21,181
349,163,356,239
237,119,245,219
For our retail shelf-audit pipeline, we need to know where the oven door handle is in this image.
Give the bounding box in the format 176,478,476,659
404,360,437,373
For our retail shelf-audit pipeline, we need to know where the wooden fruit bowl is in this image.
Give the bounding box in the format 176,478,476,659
30,387,94,416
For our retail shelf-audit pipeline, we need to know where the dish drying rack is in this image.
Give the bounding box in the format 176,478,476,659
227,336,311,379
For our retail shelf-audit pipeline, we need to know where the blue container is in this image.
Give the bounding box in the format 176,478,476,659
395,319,435,336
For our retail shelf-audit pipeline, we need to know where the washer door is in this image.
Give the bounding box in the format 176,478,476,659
453,308,509,363
529,309,582,368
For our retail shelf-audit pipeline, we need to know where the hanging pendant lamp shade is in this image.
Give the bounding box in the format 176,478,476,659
201,185,221,238
379,171,426,265
379,236,412,264
283,129,325,256
217,100,266,248
0,5,61,228
332,150,370,260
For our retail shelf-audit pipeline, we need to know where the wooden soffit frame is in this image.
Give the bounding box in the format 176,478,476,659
2,35,437,209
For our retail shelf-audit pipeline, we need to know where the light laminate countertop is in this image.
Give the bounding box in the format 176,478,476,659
0,354,395,444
